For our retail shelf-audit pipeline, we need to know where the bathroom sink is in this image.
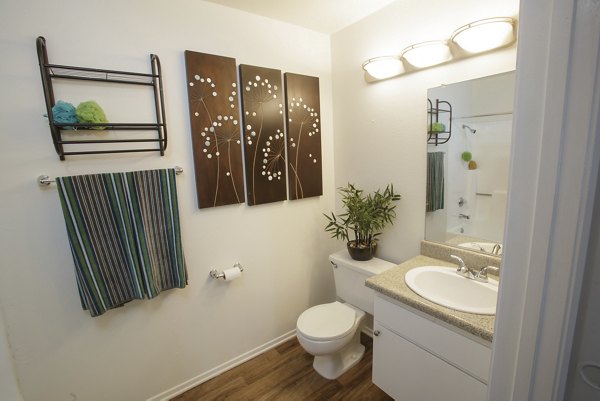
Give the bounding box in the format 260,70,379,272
404,266,499,315
458,242,502,255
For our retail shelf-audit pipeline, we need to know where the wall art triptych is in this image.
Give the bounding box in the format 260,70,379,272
284,73,322,200
184,51,245,209
185,51,322,209
239,65,287,205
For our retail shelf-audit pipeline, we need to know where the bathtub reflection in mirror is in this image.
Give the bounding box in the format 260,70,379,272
425,71,516,257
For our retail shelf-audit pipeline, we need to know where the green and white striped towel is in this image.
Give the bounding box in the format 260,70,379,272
56,168,187,317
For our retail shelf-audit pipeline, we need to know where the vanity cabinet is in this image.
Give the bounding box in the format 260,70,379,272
372,294,491,400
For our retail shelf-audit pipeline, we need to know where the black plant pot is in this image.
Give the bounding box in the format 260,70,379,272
347,241,377,261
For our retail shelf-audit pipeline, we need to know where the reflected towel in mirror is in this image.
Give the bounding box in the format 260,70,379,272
426,152,445,212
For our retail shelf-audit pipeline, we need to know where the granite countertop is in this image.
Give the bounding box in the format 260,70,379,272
366,255,495,342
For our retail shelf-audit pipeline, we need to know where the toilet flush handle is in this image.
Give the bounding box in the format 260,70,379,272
330,261,338,268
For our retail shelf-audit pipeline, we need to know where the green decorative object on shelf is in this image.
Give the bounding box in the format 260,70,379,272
431,122,446,133
76,101,108,129
461,151,472,162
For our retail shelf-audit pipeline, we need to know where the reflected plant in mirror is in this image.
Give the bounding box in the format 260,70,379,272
425,71,515,257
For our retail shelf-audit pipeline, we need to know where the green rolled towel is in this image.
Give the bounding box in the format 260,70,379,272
76,101,108,129
461,151,472,162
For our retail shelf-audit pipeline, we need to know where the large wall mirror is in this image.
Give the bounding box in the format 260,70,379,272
425,71,515,257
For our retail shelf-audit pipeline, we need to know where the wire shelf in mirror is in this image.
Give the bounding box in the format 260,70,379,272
427,98,452,145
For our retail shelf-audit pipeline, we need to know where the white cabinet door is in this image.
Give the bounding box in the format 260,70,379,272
374,295,491,382
373,323,487,401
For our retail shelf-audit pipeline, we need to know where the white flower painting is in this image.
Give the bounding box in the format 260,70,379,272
185,51,245,208
239,65,287,205
284,73,323,200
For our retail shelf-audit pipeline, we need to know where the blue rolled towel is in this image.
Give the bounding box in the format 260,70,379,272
52,100,78,130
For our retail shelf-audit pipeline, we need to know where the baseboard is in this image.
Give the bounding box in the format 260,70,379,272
147,329,296,401
362,326,374,338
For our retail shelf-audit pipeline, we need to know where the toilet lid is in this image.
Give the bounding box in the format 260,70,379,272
296,301,356,341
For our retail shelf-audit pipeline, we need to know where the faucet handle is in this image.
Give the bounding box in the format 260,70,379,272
475,266,500,282
450,254,465,272
491,244,502,255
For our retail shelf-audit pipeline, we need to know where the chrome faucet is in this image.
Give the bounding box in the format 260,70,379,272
450,255,476,279
491,244,502,255
474,266,500,283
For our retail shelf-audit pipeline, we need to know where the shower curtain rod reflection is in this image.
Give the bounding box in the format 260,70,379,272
454,112,513,119
37,166,183,186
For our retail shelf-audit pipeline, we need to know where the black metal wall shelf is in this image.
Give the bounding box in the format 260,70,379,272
427,98,452,146
36,36,168,160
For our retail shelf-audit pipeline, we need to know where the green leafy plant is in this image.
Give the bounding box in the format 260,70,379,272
324,183,401,250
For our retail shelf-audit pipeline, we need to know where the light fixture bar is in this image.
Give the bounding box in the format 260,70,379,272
362,56,404,79
451,17,516,53
401,40,452,68
362,16,517,82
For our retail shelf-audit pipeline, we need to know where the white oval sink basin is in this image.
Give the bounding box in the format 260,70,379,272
405,266,499,315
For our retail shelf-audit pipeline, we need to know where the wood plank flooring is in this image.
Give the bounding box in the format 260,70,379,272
172,333,392,400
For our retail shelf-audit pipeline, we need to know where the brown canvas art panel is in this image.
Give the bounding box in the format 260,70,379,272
239,65,287,206
284,73,323,200
184,51,245,208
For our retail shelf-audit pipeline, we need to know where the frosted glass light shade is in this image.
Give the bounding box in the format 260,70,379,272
401,41,451,68
452,17,515,53
362,56,404,79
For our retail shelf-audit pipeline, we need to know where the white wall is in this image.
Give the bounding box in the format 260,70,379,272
489,0,600,398
565,169,600,400
331,0,519,263
0,308,22,401
0,1,338,400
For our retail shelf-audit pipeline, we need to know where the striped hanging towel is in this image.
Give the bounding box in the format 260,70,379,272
56,169,187,317
426,152,445,212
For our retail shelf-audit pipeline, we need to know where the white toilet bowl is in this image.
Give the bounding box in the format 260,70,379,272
296,251,395,379
296,301,366,379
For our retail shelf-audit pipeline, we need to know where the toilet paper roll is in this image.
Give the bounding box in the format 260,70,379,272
223,266,242,281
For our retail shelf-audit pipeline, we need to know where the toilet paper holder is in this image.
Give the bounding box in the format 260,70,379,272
210,263,244,280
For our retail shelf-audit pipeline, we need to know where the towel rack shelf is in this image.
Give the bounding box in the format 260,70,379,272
36,36,168,160
427,98,452,146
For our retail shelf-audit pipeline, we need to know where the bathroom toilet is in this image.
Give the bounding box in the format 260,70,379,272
296,250,395,379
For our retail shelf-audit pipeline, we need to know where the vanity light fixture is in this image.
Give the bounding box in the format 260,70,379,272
451,17,515,53
362,16,517,82
401,40,452,68
361,56,404,79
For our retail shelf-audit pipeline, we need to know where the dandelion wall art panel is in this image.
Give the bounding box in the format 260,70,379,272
239,65,287,206
284,73,322,200
184,50,245,209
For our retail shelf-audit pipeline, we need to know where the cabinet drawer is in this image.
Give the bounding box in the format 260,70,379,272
374,294,491,382
373,323,487,401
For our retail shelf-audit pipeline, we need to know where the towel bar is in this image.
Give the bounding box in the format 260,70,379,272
38,166,183,186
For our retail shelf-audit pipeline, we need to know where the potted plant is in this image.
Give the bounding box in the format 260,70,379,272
324,183,401,261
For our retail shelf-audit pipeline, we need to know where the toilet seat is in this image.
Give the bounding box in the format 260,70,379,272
296,301,357,341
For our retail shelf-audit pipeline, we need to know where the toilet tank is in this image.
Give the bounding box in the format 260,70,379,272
330,250,395,315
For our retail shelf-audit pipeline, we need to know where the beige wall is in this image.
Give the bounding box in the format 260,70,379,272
0,1,337,400
331,0,519,263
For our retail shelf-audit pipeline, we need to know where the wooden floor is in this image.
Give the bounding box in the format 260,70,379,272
172,333,392,401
